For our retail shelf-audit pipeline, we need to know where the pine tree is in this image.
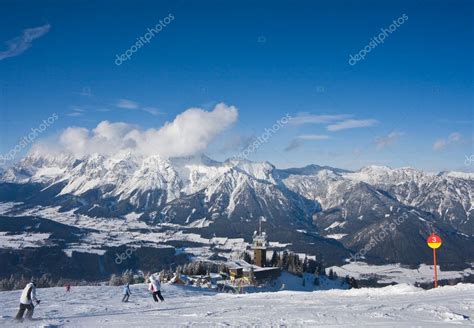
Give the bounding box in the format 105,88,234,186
318,262,326,276
345,275,350,286
270,250,277,267
122,270,134,284
109,274,122,286
306,259,317,273
313,275,320,286
303,256,308,272
16,275,28,289
328,268,333,280
197,261,205,275
280,250,289,268
38,273,53,288
242,251,252,263
349,277,359,288
249,266,255,285
134,275,145,284
182,264,189,275
144,272,152,282
219,263,228,275
0,275,15,291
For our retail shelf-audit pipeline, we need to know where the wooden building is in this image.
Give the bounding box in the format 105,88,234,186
252,218,269,267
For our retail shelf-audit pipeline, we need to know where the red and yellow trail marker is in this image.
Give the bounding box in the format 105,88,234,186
427,234,442,249
427,233,442,288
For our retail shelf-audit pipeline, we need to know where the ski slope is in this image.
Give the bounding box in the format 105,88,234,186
1,283,473,327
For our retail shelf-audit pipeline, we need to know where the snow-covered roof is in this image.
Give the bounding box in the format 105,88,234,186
226,260,253,269
225,260,279,272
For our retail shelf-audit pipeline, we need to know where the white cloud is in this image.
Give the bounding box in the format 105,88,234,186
284,139,303,152
433,139,447,151
116,99,139,109
66,107,86,117
327,119,378,131
0,24,51,61
289,113,351,125
433,132,462,151
297,134,330,140
289,113,380,133
32,103,238,158
449,132,461,142
116,99,162,116
66,112,83,117
375,131,404,150
284,134,330,151
142,107,161,116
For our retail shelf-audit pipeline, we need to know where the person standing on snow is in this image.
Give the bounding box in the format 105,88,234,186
15,279,41,321
148,276,164,302
122,283,131,302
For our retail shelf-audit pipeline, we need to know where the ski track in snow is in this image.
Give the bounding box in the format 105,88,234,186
1,283,473,327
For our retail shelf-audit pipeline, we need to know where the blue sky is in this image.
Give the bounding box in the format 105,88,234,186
0,0,472,171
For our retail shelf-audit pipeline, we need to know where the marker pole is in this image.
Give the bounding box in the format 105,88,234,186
433,248,438,288
427,233,442,288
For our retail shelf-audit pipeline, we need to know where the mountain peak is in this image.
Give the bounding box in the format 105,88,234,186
281,164,350,176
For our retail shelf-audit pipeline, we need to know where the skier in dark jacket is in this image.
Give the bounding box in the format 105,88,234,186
15,279,40,321
122,283,131,302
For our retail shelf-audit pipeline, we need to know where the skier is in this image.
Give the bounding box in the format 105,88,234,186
15,278,41,321
122,283,131,302
349,277,359,289
65,284,71,293
148,276,164,302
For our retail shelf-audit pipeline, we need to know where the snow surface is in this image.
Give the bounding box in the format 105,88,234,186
0,232,52,249
1,282,473,327
325,233,347,240
330,262,474,285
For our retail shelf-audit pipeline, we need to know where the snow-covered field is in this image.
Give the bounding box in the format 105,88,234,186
1,282,473,327
0,203,249,260
330,262,474,285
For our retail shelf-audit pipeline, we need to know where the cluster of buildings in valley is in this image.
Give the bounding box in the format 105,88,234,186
167,226,282,291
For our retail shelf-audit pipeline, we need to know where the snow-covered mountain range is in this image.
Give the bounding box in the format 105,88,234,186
0,152,473,271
